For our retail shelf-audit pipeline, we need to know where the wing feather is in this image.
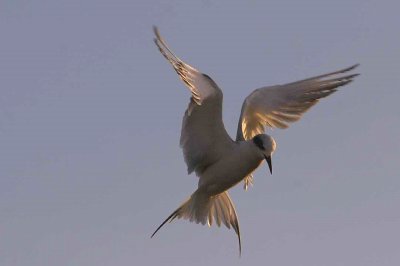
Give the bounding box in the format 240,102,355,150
236,64,360,141
154,27,233,175
154,26,215,105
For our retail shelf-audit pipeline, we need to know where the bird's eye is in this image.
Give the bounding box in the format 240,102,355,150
253,135,265,150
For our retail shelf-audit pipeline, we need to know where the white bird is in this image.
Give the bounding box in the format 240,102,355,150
151,26,359,254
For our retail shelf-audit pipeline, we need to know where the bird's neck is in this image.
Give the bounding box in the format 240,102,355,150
238,140,265,162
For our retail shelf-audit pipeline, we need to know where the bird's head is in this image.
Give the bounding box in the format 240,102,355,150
252,134,276,174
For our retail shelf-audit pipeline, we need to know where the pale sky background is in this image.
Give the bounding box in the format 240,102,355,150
1,1,399,265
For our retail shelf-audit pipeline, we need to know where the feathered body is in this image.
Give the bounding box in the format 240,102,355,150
151,26,359,255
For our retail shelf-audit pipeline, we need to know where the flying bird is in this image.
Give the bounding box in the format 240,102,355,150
151,26,359,255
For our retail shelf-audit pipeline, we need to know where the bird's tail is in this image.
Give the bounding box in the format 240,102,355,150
151,190,241,254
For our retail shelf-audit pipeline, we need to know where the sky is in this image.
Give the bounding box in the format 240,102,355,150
1,0,399,265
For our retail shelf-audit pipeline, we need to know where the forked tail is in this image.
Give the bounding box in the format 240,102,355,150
151,190,241,255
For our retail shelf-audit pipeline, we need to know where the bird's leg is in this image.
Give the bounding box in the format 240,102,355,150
243,174,254,190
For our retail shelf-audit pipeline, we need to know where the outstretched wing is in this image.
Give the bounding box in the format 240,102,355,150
236,64,359,141
154,27,233,175
154,26,215,106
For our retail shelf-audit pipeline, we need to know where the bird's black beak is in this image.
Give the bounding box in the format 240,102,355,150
264,155,272,174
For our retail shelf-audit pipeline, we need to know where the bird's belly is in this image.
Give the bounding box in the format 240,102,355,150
198,156,262,196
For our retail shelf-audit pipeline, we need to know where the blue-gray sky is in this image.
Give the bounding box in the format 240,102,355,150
1,1,399,265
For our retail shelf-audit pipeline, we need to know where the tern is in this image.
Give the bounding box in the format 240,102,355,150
151,26,359,254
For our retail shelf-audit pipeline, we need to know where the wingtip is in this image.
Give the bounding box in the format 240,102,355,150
153,25,162,41
348,63,360,71
152,25,158,34
339,63,360,74
153,26,161,47
352,64,361,77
